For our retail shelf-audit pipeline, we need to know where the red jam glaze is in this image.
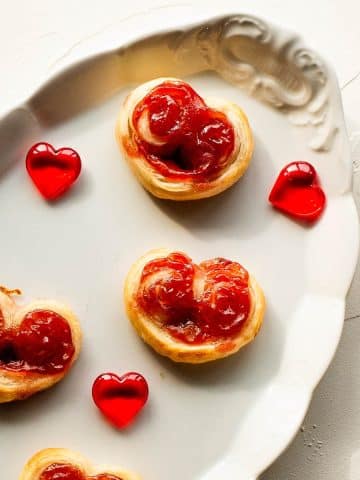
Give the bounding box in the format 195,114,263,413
132,81,235,181
0,310,74,374
137,253,251,344
269,161,326,223
40,463,122,480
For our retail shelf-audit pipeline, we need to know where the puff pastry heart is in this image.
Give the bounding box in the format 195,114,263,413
124,249,265,363
0,287,81,402
116,78,253,200
19,448,141,480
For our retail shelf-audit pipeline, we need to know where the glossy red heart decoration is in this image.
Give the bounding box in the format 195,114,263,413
92,372,149,429
26,142,81,200
269,161,326,223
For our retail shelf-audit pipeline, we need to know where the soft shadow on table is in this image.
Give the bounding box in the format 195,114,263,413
0,383,63,423
45,169,95,207
130,302,286,480
148,135,277,241
261,317,360,480
0,108,40,178
137,301,284,392
0,353,85,425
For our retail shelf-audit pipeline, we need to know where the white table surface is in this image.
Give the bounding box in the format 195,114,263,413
2,0,360,478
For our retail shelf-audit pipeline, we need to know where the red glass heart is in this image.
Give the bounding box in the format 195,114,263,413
269,161,326,223
26,142,81,200
92,372,149,429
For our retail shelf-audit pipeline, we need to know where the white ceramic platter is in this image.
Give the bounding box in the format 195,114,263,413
0,8,358,480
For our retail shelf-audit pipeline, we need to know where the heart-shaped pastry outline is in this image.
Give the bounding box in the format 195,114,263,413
19,448,141,480
92,372,149,429
269,161,326,223
0,287,81,403
124,248,266,363
26,142,82,201
116,77,254,200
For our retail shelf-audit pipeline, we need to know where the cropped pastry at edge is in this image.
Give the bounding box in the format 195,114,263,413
116,77,254,200
0,287,81,403
19,448,141,480
124,249,265,363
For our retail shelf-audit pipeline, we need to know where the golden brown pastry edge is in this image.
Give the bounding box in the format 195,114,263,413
115,77,254,201
18,448,141,480
124,248,265,363
0,294,82,403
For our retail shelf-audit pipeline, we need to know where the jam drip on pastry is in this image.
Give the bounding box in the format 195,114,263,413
137,252,250,343
39,463,122,480
132,82,235,181
0,310,75,374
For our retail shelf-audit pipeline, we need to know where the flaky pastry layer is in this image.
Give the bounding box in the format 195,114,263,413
116,77,254,200
19,448,141,480
124,249,265,363
0,289,82,403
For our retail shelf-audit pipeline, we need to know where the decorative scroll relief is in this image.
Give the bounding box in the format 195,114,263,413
175,15,337,153
351,132,360,174
290,48,338,152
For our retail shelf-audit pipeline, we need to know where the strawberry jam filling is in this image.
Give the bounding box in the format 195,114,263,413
132,81,235,181
137,252,250,344
40,463,122,480
0,310,74,373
